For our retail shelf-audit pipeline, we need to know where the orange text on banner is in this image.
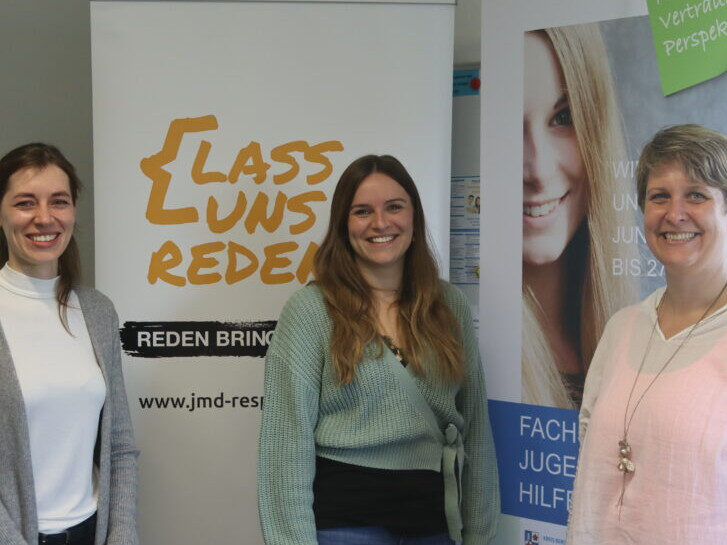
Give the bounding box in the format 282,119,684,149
139,115,343,287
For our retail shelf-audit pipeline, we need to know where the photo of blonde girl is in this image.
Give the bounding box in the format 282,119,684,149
522,24,637,409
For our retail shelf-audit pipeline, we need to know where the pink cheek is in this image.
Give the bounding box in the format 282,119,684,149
556,140,586,181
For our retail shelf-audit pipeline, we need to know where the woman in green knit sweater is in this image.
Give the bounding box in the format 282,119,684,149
258,155,499,545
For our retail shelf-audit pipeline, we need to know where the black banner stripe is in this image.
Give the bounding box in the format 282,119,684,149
119,320,277,358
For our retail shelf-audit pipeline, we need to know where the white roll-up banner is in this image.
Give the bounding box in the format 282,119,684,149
481,1,727,543
91,1,454,543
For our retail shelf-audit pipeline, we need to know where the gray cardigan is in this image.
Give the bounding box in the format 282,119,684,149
0,286,139,545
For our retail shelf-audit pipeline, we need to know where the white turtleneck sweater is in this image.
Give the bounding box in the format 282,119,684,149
0,264,105,534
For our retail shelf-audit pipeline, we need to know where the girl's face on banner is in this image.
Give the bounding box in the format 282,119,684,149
0,165,76,279
522,32,587,267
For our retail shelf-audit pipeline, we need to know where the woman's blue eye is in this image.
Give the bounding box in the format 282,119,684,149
387,203,403,212
689,192,707,201
552,106,573,127
351,208,370,216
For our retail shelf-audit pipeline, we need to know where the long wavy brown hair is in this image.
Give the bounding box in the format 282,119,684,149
315,155,465,385
0,143,82,332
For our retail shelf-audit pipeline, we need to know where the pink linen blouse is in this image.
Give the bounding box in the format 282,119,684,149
567,291,727,544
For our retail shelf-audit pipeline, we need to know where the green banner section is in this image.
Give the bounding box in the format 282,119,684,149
647,0,727,94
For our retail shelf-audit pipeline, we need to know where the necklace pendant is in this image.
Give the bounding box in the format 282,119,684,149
618,457,635,473
617,440,634,473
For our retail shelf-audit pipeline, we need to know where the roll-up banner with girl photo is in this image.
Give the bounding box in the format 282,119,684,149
481,1,727,543
91,1,454,543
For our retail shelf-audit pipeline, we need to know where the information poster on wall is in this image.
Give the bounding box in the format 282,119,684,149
91,2,453,543
450,69,481,332
450,175,480,330
480,1,727,543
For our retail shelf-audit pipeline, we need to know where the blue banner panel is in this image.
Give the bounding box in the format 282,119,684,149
488,400,579,525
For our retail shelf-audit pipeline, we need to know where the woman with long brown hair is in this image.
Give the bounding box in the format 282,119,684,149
258,155,499,544
0,143,138,545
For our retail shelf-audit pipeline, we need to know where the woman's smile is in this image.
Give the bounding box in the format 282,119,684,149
367,234,397,244
660,231,698,242
523,191,570,219
27,232,62,246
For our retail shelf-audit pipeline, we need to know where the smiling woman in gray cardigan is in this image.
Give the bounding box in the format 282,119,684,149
0,143,138,545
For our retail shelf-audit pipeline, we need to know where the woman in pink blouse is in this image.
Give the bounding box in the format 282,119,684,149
568,124,727,543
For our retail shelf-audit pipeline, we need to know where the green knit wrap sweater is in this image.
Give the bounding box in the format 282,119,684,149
257,282,500,544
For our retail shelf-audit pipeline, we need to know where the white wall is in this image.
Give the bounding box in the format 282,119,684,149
455,0,481,66
0,0,94,282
